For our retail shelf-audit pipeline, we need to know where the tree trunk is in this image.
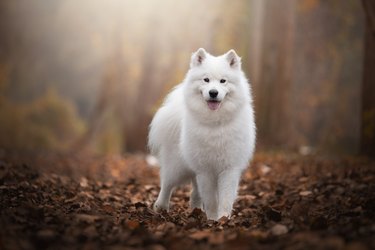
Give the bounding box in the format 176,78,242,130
256,0,296,148
361,0,375,156
249,0,265,87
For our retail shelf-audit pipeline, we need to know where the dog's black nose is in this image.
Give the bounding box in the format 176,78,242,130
209,89,218,98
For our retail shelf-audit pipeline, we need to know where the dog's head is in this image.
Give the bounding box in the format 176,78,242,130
184,48,250,120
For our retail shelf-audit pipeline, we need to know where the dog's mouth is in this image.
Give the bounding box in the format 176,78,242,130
207,100,221,111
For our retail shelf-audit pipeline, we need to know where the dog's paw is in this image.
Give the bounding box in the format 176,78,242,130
190,200,203,210
153,202,169,213
217,211,231,220
207,213,230,221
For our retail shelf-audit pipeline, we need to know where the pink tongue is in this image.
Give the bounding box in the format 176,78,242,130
207,101,221,110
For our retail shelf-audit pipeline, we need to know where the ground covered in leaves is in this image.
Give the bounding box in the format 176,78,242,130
0,151,374,250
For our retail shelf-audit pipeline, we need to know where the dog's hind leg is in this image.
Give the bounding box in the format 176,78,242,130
190,176,202,210
154,175,174,212
153,151,191,212
154,166,180,211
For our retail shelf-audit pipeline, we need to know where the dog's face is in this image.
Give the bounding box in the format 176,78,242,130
199,74,229,111
184,48,249,120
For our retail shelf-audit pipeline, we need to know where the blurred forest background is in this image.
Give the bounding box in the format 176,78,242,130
0,0,373,156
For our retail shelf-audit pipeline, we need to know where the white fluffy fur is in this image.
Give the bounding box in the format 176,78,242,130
148,48,256,220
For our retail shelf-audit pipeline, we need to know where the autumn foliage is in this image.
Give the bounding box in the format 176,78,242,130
1,152,374,249
0,0,374,249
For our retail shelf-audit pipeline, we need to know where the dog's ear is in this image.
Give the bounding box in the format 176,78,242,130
225,49,241,69
190,48,207,68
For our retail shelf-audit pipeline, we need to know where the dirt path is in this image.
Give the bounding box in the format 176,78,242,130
0,152,374,249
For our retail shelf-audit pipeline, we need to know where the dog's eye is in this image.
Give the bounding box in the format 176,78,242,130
220,79,226,83
203,78,210,83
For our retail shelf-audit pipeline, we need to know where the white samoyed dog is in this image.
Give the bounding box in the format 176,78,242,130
148,48,256,220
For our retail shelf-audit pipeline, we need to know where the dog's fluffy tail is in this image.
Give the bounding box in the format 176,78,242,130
148,116,162,156
147,85,183,159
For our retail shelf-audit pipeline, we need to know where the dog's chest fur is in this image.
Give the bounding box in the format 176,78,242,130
181,113,251,174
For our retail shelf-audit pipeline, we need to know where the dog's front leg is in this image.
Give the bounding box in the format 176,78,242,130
190,176,203,209
196,174,218,220
217,169,241,218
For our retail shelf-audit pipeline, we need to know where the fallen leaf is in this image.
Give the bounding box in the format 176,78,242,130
271,224,288,236
299,191,313,196
126,220,140,230
189,230,211,240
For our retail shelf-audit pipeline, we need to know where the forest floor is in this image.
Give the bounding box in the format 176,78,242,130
0,150,374,250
